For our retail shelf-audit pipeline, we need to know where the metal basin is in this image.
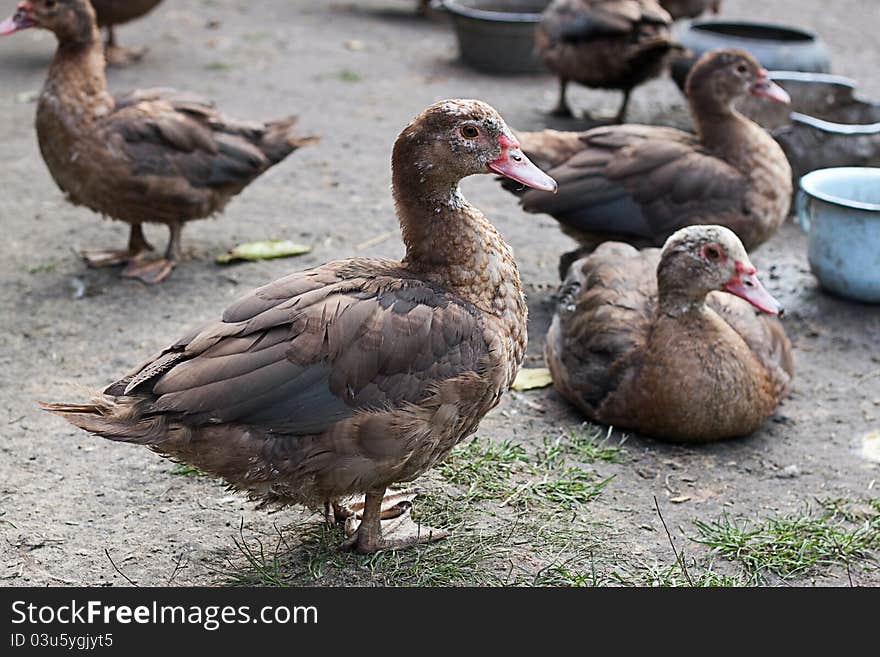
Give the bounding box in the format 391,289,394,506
671,20,831,87
797,167,880,303
437,0,551,74
734,72,880,194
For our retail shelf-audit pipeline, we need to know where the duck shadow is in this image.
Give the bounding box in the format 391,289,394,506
328,2,437,26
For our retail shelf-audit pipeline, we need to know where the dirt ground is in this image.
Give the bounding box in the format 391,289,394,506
1,0,878,587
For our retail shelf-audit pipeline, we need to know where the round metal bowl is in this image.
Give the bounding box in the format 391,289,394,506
437,0,551,74
671,20,831,88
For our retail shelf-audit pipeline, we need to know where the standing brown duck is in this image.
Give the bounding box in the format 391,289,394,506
91,0,162,66
535,0,675,122
504,48,792,274
545,225,793,442
659,0,720,20
42,99,557,553
1,0,315,284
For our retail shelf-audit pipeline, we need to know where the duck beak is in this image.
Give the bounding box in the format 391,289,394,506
0,2,36,35
723,263,784,315
488,135,557,193
749,70,790,104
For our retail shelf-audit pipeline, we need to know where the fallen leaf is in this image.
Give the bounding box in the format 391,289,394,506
15,90,38,103
862,431,880,463
216,240,311,264
512,367,552,391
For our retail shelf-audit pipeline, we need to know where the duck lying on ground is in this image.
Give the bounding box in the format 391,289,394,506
545,225,793,442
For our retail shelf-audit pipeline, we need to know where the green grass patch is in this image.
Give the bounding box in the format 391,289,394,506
220,426,625,587
436,437,528,501
204,61,233,72
335,70,361,82
541,425,627,466
223,515,512,587
26,262,56,274
692,498,880,583
169,464,207,477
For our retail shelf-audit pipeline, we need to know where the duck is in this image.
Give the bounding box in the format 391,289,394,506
0,0,315,284
545,225,793,442
535,0,675,122
659,0,720,20
504,48,792,275
41,99,558,553
91,0,162,66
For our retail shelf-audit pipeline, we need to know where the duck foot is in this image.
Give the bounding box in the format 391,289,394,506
549,79,574,118
105,44,148,68
120,258,175,284
549,104,575,119
81,248,150,268
339,488,448,553
334,488,420,523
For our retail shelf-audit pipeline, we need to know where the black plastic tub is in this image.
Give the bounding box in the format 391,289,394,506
671,20,831,87
437,0,551,74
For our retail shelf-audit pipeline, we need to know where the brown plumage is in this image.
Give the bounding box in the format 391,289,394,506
545,225,793,442
659,0,720,20
1,0,315,283
535,0,675,122
41,99,557,553
506,48,792,274
91,0,162,66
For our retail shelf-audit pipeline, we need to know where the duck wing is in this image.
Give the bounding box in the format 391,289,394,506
706,292,794,397
546,242,659,413
518,125,748,244
103,260,490,435
99,88,310,193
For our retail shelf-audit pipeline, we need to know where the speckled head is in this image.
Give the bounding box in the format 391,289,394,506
0,0,96,44
685,48,790,109
658,225,783,315
392,99,556,193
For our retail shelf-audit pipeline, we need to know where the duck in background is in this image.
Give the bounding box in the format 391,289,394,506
41,99,557,553
659,0,720,20
502,48,792,276
91,0,162,66
545,225,793,442
535,0,675,122
0,0,316,283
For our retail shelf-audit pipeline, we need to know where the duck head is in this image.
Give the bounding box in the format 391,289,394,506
685,48,790,110
392,99,557,194
0,0,96,43
657,225,783,315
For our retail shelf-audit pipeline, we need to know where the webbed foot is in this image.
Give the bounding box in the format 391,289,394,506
120,257,175,284
339,488,448,553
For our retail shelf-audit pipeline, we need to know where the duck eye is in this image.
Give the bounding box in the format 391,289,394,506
736,63,748,74
703,245,722,261
460,125,479,139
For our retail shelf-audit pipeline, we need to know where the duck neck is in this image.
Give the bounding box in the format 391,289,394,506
657,291,708,318
393,164,521,318
42,19,111,123
690,94,751,155
656,264,711,319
